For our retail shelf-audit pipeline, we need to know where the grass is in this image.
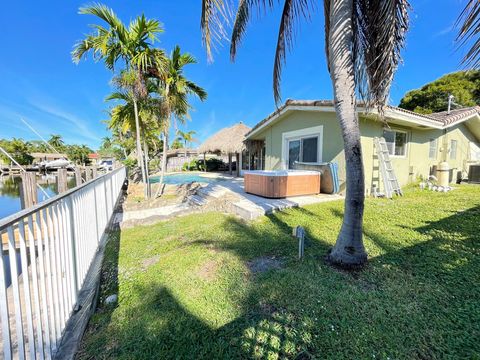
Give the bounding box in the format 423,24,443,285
78,185,480,359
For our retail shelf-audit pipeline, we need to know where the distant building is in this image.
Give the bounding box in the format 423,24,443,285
30,152,68,164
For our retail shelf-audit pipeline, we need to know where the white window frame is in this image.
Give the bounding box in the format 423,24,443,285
281,126,323,169
383,129,408,158
429,138,438,160
450,139,458,160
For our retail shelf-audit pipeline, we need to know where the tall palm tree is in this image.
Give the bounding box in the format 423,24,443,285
152,45,207,196
48,134,65,150
201,0,409,267
72,4,166,196
456,0,480,68
106,83,163,187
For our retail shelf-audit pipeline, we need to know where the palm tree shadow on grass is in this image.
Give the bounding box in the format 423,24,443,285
79,205,480,358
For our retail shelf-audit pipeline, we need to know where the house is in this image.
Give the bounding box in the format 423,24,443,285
244,100,480,195
31,152,68,164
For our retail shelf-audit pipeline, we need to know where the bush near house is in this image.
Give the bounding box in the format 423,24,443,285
78,185,480,359
182,158,226,172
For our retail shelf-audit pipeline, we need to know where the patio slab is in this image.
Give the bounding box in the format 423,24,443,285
197,177,343,220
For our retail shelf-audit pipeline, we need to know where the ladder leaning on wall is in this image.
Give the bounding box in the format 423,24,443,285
373,137,403,198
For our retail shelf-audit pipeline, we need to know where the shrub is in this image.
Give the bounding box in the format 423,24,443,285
182,158,226,172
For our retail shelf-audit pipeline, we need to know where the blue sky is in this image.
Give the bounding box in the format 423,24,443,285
0,0,470,149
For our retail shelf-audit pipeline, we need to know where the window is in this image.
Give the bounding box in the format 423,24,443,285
429,138,438,159
383,130,407,157
287,136,319,169
450,139,457,160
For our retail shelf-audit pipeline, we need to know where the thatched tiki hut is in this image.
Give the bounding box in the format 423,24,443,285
198,122,251,176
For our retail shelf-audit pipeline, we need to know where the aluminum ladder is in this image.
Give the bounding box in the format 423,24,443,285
373,137,403,198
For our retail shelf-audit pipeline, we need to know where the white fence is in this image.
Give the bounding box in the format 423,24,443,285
0,167,126,359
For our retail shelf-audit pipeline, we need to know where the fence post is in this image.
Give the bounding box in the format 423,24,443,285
85,167,92,182
20,172,37,209
92,167,97,179
74,168,82,187
57,169,68,194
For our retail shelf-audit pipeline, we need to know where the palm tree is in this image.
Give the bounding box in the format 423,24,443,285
106,82,163,189
101,136,112,149
152,45,207,196
456,0,480,68
72,4,166,197
176,130,198,170
48,134,65,150
201,0,409,268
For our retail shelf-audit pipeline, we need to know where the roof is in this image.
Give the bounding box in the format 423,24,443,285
246,99,480,138
198,122,251,154
166,148,198,157
88,153,99,159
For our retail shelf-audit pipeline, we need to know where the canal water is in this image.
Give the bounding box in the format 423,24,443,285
1,175,76,287
0,175,76,220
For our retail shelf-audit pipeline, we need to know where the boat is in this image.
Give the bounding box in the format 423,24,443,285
39,158,75,170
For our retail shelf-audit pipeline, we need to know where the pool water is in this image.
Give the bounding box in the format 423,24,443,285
149,173,219,185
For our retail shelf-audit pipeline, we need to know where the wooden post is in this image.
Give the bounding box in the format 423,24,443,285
19,172,37,209
203,153,207,172
92,167,98,179
74,168,82,187
85,167,92,182
57,169,68,194
228,153,232,175
236,153,240,177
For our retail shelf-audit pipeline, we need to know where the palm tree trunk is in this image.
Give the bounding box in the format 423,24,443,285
143,138,151,198
326,0,367,268
133,98,147,198
155,129,168,198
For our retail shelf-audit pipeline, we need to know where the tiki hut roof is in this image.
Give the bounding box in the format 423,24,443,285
198,122,251,154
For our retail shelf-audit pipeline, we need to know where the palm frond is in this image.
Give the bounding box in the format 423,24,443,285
200,0,232,62
230,0,276,60
273,0,314,103
351,0,410,110
456,0,480,68
185,81,208,101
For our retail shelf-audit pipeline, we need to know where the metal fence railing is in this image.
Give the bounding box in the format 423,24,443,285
0,167,126,359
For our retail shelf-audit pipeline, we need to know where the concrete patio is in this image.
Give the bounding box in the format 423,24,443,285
116,174,344,227
192,176,343,220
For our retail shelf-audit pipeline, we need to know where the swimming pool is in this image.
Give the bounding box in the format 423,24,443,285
149,173,220,185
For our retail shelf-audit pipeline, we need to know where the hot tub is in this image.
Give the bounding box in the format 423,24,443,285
244,170,321,198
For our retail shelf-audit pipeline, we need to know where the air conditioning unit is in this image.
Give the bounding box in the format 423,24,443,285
468,165,480,184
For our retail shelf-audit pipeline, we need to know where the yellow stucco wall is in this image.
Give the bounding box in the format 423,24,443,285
250,110,479,195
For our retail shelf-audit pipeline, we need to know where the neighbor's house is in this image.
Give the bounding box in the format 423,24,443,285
31,152,68,164
243,100,480,195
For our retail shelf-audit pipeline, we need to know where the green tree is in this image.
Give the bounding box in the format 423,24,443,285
66,144,93,165
201,0,409,267
0,138,34,165
151,45,207,196
73,4,166,196
48,134,65,151
170,138,183,149
399,71,480,113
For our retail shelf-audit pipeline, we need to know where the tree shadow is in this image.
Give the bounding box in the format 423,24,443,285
78,203,480,359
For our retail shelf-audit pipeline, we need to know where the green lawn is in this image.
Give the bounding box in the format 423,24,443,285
78,185,480,359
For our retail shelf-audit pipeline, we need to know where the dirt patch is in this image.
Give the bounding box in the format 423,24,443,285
197,259,218,281
141,254,161,270
123,182,202,211
247,256,284,274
